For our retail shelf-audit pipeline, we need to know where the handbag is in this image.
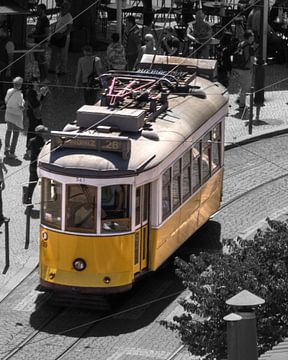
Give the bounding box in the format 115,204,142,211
50,33,67,48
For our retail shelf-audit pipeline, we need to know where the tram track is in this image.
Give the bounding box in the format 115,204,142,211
218,171,288,213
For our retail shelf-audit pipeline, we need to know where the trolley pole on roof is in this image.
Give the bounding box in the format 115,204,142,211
254,0,268,105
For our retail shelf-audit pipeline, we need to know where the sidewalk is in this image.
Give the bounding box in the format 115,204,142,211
0,53,288,358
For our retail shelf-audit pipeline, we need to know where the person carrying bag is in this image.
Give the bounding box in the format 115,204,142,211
74,45,102,105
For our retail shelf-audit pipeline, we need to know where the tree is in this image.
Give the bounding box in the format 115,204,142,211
162,218,288,360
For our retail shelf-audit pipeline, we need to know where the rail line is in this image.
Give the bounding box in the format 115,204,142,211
218,171,288,213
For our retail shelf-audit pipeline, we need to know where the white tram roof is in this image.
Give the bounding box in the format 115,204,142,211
39,72,228,178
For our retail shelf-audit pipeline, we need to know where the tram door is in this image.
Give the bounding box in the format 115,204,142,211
134,184,150,273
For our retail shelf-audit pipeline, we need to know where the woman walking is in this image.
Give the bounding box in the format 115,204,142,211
4,77,25,159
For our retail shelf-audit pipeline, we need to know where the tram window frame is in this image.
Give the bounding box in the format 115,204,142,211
211,123,221,173
202,132,212,182
162,168,172,221
65,184,97,233
41,178,62,229
192,142,201,192
182,149,192,201
172,159,182,211
101,184,131,234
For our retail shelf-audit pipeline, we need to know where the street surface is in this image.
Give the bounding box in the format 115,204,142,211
1,135,288,359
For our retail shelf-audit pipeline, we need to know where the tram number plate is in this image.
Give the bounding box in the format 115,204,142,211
51,134,131,160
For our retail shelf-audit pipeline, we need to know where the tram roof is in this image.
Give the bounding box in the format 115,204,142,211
39,74,228,178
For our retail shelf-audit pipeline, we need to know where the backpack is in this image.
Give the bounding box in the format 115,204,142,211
232,42,249,69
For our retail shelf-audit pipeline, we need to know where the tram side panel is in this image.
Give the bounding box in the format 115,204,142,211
150,169,223,271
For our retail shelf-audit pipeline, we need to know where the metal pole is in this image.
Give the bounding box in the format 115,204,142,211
117,0,123,43
254,0,268,105
249,86,254,134
25,205,32,249
3,218,10,273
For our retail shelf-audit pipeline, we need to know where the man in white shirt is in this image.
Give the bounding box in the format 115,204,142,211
49,1,73,75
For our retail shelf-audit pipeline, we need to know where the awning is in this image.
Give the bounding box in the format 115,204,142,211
0,2,30,15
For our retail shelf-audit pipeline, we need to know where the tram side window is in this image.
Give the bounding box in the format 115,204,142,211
101,185,130,233
66,184,97,233
211,123,221,172
162,168,172,221
41,178,62,229
192,143,201,191
202,132,211,182
182,149,191,201
173,159,181,210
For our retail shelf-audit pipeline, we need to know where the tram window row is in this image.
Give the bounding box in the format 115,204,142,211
162,122,222,221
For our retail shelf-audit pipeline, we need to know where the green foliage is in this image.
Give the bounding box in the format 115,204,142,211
161,218,288,360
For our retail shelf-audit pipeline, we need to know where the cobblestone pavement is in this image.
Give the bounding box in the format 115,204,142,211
0,48,288,358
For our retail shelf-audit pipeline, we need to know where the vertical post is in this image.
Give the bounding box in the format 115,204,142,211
249,86,254,135
25,205,32,249
225,290,265,360
254,0,268,105
117,0,123,43
4,218,10,272
223,313,242,360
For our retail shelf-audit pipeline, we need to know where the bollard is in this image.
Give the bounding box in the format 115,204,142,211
25,205,33,249
3,218,10,273
223,313,242,360
225,290,265,360
249,87,254,135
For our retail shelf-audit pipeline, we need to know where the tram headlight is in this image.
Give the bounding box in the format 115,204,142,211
73,258,86,271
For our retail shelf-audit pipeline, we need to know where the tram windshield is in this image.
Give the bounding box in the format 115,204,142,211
66,184,97,233
41,178,62,229
101,185,130,233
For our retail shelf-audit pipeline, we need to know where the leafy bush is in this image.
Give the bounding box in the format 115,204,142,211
162,218,288,360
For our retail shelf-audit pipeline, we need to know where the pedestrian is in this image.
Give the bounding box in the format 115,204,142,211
134,33,157,69
233,30,255,110
49,1,73,76
106,33,126,70
0,26,15,108
0,139,8,226
24,125,48,205
161,28,180,56
4,77,25,159
24,77,48,159
217,32,233,87
186,9,212,59
28,4,50,83
74,45,102,105
123,15,141,70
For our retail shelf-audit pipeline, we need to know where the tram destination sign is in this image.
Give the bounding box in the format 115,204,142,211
50,131,131,160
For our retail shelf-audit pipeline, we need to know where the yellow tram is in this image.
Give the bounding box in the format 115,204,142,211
38,56,228,294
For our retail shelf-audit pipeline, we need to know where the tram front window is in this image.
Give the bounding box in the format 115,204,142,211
66,184,97,233
41,178,62,229
101,185,130,233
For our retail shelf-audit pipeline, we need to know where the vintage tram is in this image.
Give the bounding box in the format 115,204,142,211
38,55,228,294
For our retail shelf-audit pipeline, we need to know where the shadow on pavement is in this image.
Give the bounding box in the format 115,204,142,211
4,157,22,167
29,220,222,337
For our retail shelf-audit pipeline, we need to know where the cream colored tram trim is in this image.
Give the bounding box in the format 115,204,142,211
150,179,161,227
38,112,226,190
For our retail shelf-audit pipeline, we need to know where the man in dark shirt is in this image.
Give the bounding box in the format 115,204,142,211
24,125,48,205
28,4,50,83
123,16,141,70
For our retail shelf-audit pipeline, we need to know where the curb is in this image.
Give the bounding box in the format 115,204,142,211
224,125,288,150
